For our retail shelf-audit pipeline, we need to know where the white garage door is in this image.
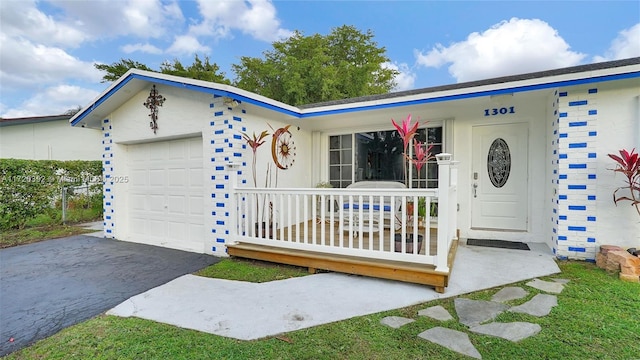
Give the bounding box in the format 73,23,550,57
126,137,205,252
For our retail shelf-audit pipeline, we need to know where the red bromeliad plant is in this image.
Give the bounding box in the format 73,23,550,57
608,148,640,216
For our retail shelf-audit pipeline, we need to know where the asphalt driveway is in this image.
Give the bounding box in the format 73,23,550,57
0,235,218,356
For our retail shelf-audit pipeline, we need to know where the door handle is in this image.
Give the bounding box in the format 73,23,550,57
472,183,478,198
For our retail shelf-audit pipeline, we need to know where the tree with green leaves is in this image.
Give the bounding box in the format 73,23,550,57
159,55,230,84
94,59,153,83
232,25,398,105
94,55,230,84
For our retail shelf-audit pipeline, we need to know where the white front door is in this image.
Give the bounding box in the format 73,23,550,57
126,137,205,252
471,123,528,231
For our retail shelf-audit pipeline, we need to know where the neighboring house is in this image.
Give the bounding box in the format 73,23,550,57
0,114,102,160
69,58,640,288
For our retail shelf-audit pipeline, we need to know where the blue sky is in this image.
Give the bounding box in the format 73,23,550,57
1,0,638,117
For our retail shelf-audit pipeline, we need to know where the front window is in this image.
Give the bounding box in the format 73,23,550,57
329,126,443,188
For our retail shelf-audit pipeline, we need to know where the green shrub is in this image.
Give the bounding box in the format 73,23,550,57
0,159,102,230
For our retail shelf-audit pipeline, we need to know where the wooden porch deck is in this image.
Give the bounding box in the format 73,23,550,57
227,219,458,293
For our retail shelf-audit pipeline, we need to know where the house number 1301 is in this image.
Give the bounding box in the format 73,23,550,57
484,106,515,116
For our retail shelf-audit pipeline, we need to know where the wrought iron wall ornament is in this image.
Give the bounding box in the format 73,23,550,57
487,138,511,188
143,85,166,134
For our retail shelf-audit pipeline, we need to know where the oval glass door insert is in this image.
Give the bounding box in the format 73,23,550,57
487,138,511,188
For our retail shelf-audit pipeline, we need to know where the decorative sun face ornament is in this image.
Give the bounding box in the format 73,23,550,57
271,125,296,170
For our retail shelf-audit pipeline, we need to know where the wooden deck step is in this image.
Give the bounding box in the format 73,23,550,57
227,239,458,293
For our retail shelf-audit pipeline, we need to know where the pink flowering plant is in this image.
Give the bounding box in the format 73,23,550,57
391,114,434,187
608,148,640,216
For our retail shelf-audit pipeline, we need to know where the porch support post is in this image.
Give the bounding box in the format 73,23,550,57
435,153,452,272
450,161,460,241
226,162,240,248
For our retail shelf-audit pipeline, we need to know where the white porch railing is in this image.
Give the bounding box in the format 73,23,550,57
227,154,458,272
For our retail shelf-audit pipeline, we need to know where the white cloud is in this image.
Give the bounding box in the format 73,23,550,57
383,62,416,91
46,0,184,40
1,85,100,118
166,35,211,55
122,42,163,55
416,18,586,83
0,35,102,89
0,0,89,47
593,23,640,62
190,0,292,42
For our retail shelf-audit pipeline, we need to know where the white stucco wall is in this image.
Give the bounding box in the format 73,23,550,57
590,80,640,250
98,84,313,255
0,120,102,160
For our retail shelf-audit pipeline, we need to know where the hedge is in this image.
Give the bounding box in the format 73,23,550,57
0,159,102,230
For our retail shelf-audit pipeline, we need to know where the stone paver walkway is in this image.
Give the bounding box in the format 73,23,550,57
380,277,568,359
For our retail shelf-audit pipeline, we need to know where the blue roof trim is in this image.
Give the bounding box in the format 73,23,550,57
71,73,300,126
300,71,640,118
71,75,136,126
127,74,301,117
72,69,640,125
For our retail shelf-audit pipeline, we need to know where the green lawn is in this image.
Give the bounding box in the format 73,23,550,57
194,258,310,282
5,260,639,359
0,225,98,249
1,206,101,249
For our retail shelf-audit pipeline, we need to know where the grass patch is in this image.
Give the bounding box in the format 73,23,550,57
195,258,310,282
1,206,102,249
5,261,640,359
0,225,98,249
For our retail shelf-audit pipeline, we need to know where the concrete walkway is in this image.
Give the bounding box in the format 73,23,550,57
108,242,560,341
75,220,104,237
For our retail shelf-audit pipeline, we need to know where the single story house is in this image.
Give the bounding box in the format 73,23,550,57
70,57,640,291
0,114,102,160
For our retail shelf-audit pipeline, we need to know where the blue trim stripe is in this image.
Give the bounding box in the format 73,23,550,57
588,174,596,179
558,236,567,240
587,216,596,221
559,112,567,118
569,164,587,169
588,153,596,158
569,100,588,106
587,237,596,242
569,121,587,127
559,92,568,97
559,215,567,220
559,154,567,159
588,110,597,115
559,133,568,138
559,195,567,200
568,247,586,252
588,88,598,94
568,185,587,190
569,142,587,148
569,205,586,210
588,195,596,200
568,226,586,231
70,70,640,125
589,131,597,136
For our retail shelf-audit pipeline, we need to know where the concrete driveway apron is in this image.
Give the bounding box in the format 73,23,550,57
0,235,218,356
